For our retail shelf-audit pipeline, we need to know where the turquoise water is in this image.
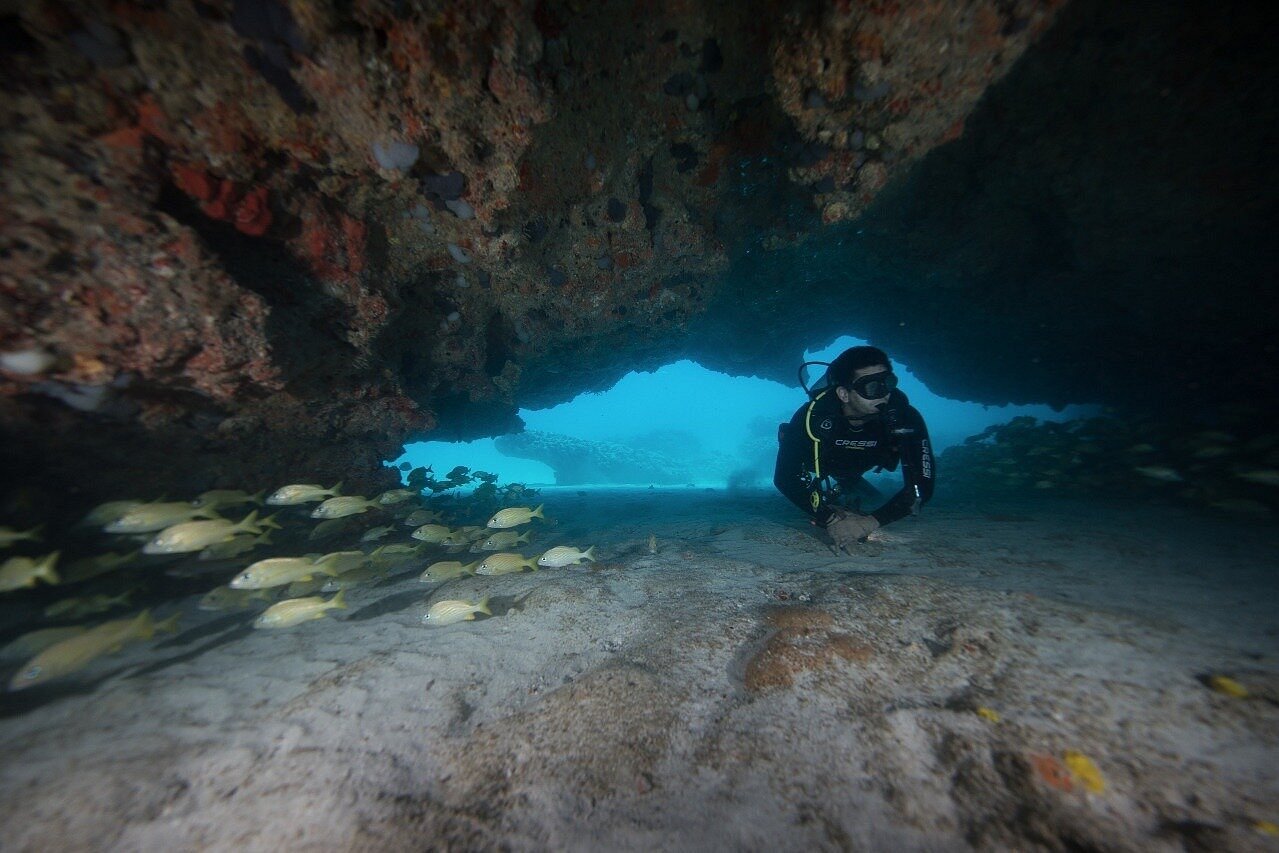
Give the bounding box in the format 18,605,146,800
396,337,1098,489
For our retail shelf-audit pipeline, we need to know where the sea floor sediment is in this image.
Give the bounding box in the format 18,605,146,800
0,488,1275,851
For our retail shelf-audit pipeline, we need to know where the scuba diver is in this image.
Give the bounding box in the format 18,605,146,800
774,345,935,553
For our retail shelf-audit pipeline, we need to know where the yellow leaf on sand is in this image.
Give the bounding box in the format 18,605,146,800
1207,675,1249,698
1063,750,1105,794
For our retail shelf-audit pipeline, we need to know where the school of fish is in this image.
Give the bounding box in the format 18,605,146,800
0,472,600,692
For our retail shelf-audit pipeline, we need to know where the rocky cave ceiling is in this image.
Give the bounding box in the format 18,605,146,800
0,0,1276,507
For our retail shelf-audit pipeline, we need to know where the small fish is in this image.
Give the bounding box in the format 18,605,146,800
8,609,180,691
266,482,343,505
319,550,369,574
447,528,488,547
647,534,658,555
1206,675,1249,698
286,577,328,597
1191,446,1231,459
311,496,381,519
0,626,89,661
0,551,61,592
199,530,273,560
0,524,43,548
1208,499,1271,516
62,550,138,583
106,502,222,534
370,542,426,558
199,585,277,612
368,548,423,570
79,499,150,528
376,488,417,505
1124,444,1157,454
309,518,352,540
373,544,427,557
1062,750,1104,794
44,590,133,620
419,559,481,583
402,509,443,526
422,596,490,626
536,545,596,567
193,489,265,510
474,552,537,575
411,523,454,543
320,565,386,591
231,554,341,590
254,591,346,629
1236,469,1279,487
485,504,545,529
478,530,531,550
143,510,280,555
975,707,1001,723
360,525,395,542
1133,465,1183,483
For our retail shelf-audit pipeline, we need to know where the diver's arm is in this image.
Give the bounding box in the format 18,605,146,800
773,412,837,526
870,408,935,527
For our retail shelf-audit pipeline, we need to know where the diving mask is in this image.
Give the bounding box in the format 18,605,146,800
849,371,898,400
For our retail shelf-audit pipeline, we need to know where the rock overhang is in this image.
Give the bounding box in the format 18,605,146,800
0,0,1275,513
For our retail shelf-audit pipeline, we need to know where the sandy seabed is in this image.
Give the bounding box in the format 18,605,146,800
0,486,1275,852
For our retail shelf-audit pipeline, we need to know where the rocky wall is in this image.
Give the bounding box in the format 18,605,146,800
688,0,1279,416
18,0,1269,521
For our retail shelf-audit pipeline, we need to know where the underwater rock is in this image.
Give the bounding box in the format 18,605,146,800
68,21,129,68
372,141,420,171
743,607,874,693
444,199,475,220
421,172,465,201
0,349,57,376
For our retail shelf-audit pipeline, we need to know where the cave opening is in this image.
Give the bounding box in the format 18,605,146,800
389,336,1094,490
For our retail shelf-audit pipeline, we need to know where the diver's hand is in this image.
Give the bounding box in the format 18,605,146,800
826,512,880,552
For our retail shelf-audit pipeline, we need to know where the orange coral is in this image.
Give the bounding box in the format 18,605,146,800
135,94,170,143
297,203,367,283
171,164,216,202
174,165,271,237
233,187,272,236
98,126,145,150
191,102,248,157
199,181,237,221
1030,753,1074,792
340,215,366,274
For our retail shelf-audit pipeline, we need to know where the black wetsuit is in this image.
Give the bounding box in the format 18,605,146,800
774,387,935,528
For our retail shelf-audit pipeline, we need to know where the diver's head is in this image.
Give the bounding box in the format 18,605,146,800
829,346,897,419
